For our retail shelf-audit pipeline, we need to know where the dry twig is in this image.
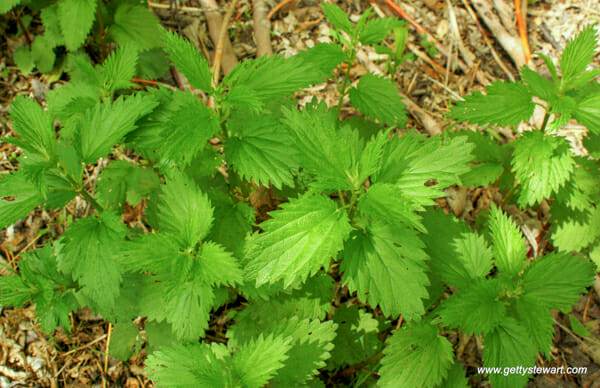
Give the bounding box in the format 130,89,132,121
212,0,239,86
199,0,239,75
253,0,273,57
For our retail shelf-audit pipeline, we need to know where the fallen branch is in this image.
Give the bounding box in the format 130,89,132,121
471,0,527,68
212,0,239,86
199,0,239,75
253,0,273,57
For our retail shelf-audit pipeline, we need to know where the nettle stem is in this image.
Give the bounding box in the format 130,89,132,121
79,188,104,213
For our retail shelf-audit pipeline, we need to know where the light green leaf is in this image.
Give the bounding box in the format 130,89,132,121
197,242,243,287
282,104,361,190
349,74,407,127
341,223,429,319
227,115,298,189
321,3,353,34
574,92,600,134
329,305,381,368
560,25,598,85
0,0,20,13
0,275,32,307
163,281,214,340
488,205,527,275
159,91,220,167
31,35,56,73
450,81,534,126
552,208,600,252
483,319,538,388
58,0,97,51
438,280,505,334
163,30,212,92
246,193,352,288
13,45,34,74
100,45,138,92
233,334,292,387
511,295,554,355
154,173,214,249
358,183,424,232
453,232,494,280
109,321,140,361
56,212,126,310
512,131,575,206
521,252,595,311
96,160,160,209
109,4,162,50
359,18,404,44
9,96,55,159
0,173,43,229
77,93,158,162
379,321,453,387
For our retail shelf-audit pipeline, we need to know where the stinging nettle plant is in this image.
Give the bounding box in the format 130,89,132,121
0,3,598,387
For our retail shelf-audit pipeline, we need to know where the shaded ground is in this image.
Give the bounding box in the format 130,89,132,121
1,0,599,386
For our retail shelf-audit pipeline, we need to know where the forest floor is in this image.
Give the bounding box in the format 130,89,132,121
1,0,600,387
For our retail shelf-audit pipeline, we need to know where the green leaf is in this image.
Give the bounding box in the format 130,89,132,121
100,45,138,93
159,92,220,167
488,205,527,275
224,53,333,104
233,334,292,387
511,295,554,355
0,0,20,13
293,43,345,78
163,280,214,340
452,232,494,280
512,131,575,206
57,0,97,51
109,4,162,50
574,92,600,134
521,252,595,311
146,343,229,387
246,193,352,288
163,30,212,92
379,321,453,387
358,183,424,232
438,280,505,335
359,18,404,44
440,362,470,388
31,35,56,73
552,208,600,252
269,318,337,385
321,3,353,34
154,173,214,249
450,81,534,126
9,96,55,159
227,115,298,189
109,321,140,361
197,242,243,287
208,194,255,259
13,45,34,74
560,25,598,86
329,305,381,368
483,319,537,388
341,222,429,319
56,212,126,310
0,173,43,229
0,275,32,307
77,93,158,162
349,74,407,127
96,160,160,209
282,104,361,190
569,315,591,338
520,66,557,102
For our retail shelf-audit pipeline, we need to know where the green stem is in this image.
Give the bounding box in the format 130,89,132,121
336,49,356,114
540,112,550,132
79,189,104,213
